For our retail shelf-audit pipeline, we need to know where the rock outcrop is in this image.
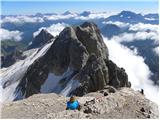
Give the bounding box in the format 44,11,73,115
16,22,131,99
1,49,26,68
1,88,158,119
27,29,54,50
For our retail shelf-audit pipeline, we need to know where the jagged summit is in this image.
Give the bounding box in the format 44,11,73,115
27,29,54,50
15,22,130,99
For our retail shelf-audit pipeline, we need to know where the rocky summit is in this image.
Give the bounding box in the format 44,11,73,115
15,22,131,99
1,88,158,119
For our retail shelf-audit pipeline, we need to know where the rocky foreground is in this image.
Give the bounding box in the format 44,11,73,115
1,87,158,119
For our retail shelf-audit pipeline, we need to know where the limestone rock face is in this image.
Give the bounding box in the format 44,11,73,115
106,60,131,88
1,88,158,119
70,54,109,96
16,22,130,99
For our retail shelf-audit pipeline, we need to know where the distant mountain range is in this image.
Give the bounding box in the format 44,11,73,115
1,10,158,44
106,10,158,24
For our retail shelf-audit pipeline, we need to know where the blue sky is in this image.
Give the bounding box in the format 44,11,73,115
1,0,158,15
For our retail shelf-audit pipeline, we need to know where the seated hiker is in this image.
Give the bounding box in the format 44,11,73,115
66,96,81,110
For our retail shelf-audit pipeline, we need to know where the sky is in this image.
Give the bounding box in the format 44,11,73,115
1,0,158,15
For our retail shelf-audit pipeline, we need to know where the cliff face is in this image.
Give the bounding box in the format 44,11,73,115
16,22,130,99
1,88,158,119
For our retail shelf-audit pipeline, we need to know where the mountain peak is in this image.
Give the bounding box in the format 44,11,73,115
118,10,142,17
63,11,73,15
39,29,48,34
79,11,92,17
17,22,130,99
27,29,54,50
106,10,146,24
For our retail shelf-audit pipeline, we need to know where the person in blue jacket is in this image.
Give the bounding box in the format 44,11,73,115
66,96,81,110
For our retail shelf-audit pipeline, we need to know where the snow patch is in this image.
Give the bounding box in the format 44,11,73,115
40,67,73,93
0,41,53,103
60,79,80,96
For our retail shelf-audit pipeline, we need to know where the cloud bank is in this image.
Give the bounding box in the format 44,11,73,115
103,21,159,44
0,28,23,41
129,23,158,32
103,21,130,28
44,14,77,20
1,16,44,24
103,36,159,104
112,31,158,43
1,11,115,24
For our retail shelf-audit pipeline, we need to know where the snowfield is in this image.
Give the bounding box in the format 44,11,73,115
0,41,53,103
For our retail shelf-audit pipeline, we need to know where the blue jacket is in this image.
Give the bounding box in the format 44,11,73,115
67,100,79,110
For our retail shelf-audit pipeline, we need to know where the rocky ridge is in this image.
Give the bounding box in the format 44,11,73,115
1,87,158,119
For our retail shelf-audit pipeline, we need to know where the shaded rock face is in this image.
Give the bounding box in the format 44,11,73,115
70,54,109,96
106,60,131,88
1,49,26,68
27,29,54,50
16,22,130,99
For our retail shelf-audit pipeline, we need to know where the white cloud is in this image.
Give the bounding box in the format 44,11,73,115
111,31,158,43
153,46,159,55
33,23,68,37
75,12,115,20
44,11,113,21
103,36,159,104
103,21,130,28
103,22,158,43
2,16,44,24
0,28,23,41
44,14,77,20
129,23,158,32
